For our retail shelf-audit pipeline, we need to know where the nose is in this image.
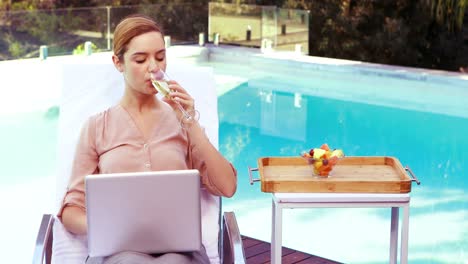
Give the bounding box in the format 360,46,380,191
148,59,160,73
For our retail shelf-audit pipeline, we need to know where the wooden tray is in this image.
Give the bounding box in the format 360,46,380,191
256,156,412,193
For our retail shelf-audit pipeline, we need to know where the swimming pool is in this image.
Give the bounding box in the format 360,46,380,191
1,46,467,263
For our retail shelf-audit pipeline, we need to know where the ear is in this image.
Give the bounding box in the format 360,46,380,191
112,55,124,72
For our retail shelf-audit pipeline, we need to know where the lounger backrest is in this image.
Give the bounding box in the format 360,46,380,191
52,57,221,263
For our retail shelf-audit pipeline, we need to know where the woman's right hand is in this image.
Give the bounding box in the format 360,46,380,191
61,206,88,235
164,81,196,115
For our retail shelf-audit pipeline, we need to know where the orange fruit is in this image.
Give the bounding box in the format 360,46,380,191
320,143,330,151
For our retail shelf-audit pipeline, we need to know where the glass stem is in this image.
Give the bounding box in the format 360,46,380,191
174,101,192,120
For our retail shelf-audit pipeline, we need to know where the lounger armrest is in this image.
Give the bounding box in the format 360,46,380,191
222,211,246,264
33,214,54,264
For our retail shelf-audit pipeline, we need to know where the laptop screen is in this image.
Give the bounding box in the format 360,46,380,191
85,169,202,257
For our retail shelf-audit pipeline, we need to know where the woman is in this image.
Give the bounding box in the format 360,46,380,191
58,14,237,263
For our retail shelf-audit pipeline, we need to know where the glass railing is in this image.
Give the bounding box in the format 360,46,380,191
208,2,309,53
0,3,208,60
0,3,309,61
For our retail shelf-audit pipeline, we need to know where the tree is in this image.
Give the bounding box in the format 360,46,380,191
426,0,467,33
284,0,467,71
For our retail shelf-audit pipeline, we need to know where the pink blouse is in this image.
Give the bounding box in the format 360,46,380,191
58,103,232,217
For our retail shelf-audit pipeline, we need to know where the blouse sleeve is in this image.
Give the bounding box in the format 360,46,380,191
57,116,99,218
188,127,237,196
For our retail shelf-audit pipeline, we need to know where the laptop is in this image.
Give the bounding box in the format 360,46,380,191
85,169,202,258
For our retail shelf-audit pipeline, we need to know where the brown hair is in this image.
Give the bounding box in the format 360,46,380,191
113,14,164,60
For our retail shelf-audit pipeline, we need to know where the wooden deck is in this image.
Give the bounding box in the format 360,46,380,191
241,235,343,264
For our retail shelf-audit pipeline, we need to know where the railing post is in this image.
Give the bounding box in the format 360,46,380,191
39,45,48,60
274,7,278,49
106,6,111,50
261,39,272,53
84,41,93,56
295,44,302,54
164,36,171,48
261,39,267,51
213,33,220,46
199,32,205,46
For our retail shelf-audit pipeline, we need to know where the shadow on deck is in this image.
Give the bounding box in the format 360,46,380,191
242,235,343,264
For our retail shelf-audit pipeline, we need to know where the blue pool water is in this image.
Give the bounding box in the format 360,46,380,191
218,81,468,263
0,110,58,185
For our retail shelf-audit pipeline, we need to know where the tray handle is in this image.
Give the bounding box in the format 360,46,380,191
248,166,260,185
405,166,421,185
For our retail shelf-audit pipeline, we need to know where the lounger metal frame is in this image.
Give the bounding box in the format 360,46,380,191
33,209,246,264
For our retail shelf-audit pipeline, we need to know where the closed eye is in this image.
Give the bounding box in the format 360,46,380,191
155,49,166,62
133,55,146,64
156,54,165,62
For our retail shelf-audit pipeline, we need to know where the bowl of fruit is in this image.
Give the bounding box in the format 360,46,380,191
301,144,345,177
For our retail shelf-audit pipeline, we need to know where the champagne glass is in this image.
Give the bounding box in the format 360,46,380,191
150,69,200,128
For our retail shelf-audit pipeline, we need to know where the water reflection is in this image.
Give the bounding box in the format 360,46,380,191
259,89,307,141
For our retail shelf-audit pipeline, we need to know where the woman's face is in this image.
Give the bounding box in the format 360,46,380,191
113,31,166,95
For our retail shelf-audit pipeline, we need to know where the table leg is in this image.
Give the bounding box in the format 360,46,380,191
400,203,410,264
390,207,399,264
271,199,283,264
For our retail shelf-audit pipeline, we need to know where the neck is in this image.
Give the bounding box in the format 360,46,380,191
120,90,159,113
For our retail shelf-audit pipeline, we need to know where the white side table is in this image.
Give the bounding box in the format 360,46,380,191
271,193,410,264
